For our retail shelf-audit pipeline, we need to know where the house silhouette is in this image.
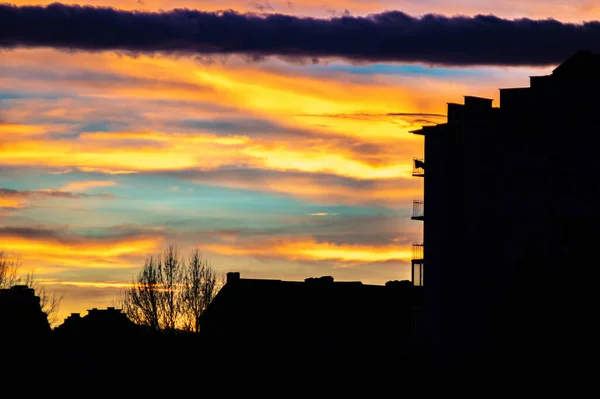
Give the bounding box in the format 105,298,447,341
52,307,149,382
54,306,140,337
199,272,424,386
410,49,600,373
0,285,51,376
0,284,50,337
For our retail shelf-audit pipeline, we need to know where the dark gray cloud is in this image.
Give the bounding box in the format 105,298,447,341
175,117,316,139
1,3,599,66
0,188,115,200
0,225,164,245
0,226,66,240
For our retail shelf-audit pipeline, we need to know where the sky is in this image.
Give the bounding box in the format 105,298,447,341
0,0,593,323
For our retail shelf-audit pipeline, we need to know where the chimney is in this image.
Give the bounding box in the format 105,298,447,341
227,272,240,284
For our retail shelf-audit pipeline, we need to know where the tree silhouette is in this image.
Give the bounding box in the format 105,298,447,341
0,251,20,289
119,245,222,332
119,254,162,330
181,249,220,333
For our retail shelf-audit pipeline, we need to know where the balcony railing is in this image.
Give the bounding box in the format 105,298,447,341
412,243,424,260
412,157,425,177
412,200,424,220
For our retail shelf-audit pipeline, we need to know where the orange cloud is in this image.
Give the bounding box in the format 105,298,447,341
0,49,454,128
204,236,412,264
242,144,413,179
0,123,46,136
0,49,496,182
40,280,134,289
0,231,163,271
0,127,421,180
0,198,26,209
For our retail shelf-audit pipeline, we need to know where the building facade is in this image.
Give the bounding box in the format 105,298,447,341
410,50,600,365
199,272,424,382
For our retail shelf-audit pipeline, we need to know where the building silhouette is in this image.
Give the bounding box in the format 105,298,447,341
410,50,600,370
199,272,424,386
0,285,52,375
0,284,51,337
54,306,140,337
52,307,148,381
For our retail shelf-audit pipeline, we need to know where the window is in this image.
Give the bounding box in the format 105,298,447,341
412,262,424,287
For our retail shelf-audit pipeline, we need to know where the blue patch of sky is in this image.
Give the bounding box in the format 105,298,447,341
1,170,117,192
179,119,254,134
177,117,306,137
0,91,65,101
2,166,405,236
120,183,314,217
2,168,402,216
85,175,398,229
78,122,126,133
308,63,490,78
0,173,61,191
302,204,400,218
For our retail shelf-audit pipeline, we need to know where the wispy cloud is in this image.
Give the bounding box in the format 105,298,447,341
48,168,73,175
169,168,422,207
40,280,134,289
59,180,120,192
204,236,412,264
0,187,115,200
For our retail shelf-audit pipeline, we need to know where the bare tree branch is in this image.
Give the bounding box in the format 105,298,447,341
21,271,63,327
181,249,216,332
0,251,20,289
159,245,183,331
120,245,223,332
121,255,162,330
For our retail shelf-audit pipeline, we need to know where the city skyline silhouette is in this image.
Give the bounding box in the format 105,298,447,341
1,1,599,390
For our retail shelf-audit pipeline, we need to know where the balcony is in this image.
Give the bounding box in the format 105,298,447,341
411,243,424,286
412,157,425,177
411,200,424,220
411,243,424,261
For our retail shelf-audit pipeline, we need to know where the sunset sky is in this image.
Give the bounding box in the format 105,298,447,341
1,0,593,323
